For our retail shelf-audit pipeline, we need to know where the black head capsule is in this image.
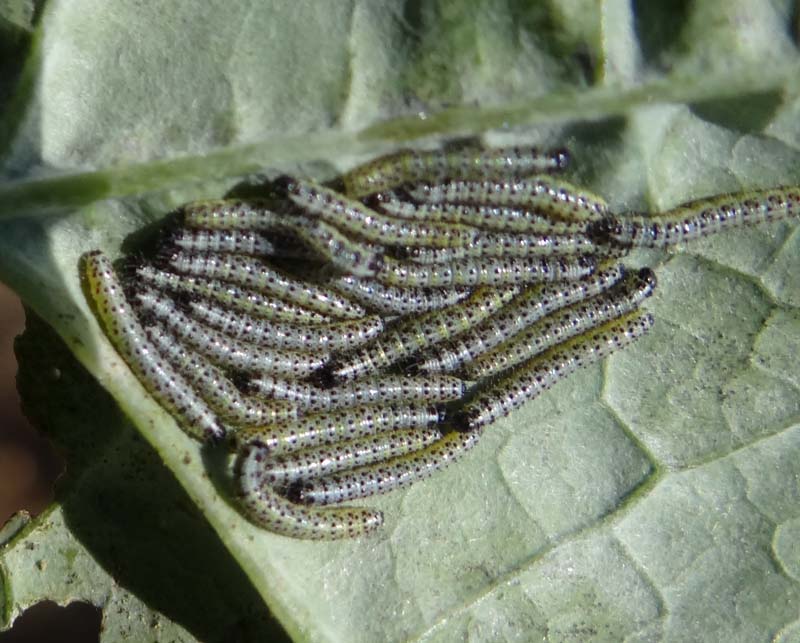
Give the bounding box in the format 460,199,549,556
552,147,570,171
325,176,347,195
587,215,639,248
445,407,483,434
204,425,228,444
310,362,339,389
271,174,297,197
637,267,658,291
285,481,307,504
366,252,385,274
585,216,616,245
154,248,182,269
119,251,149,283
230,370,253,393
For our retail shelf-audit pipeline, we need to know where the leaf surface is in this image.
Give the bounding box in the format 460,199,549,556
1,2,798,641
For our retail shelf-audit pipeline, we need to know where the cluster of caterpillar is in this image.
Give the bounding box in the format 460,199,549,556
83,143,799,539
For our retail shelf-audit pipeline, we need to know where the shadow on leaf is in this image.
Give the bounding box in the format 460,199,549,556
15,313,290,643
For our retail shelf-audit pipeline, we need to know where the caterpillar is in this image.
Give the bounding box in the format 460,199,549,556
461,268,657,379
169,227,329,266
83,251,226,441
260,427,442,485
187,298,384,351
182,199,283,230
171,229,278,256
458,311,655,432
136,265,333,324
374,254,597,288
165,252,366,319
233,404,442,456
374,196,587,235
235,443,383,539
247,374,466,412
181,200,384,277
297,429,482,505
341,145,569,198
145,324,298,427
327,286,520,381
282,218,385,278
284,178,480,248
589,186,800,248
417,264,626,373
408,177,608,222
328,276,472,315
134,289,327,378
397,230,598,264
